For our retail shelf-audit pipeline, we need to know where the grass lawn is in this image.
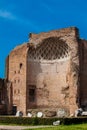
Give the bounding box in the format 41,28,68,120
25,124,87,130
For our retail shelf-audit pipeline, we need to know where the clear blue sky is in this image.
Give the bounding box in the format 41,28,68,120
0,0,87,78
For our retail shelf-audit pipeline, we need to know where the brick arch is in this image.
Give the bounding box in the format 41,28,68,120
28,37,70,61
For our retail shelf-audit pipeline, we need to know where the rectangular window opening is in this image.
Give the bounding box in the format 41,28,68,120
29,85,36,102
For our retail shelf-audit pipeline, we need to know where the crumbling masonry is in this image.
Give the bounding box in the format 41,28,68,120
0,27,87,117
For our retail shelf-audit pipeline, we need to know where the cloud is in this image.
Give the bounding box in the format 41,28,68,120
0,10,16,20
0,9,39,31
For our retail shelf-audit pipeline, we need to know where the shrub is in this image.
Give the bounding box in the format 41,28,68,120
0,116,87,125
62,117,87,125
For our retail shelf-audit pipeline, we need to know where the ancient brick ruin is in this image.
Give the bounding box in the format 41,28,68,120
0,27,87,117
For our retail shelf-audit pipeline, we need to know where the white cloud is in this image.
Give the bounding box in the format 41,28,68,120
0,10,16,20
0,9,39,31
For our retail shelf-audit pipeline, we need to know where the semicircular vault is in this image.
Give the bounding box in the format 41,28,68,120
28,37,70,61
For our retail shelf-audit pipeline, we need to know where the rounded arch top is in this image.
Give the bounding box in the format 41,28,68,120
28,37,70,62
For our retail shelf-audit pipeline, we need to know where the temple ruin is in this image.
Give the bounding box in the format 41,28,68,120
0,27,87,117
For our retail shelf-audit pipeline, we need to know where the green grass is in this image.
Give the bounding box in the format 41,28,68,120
25,124,87,130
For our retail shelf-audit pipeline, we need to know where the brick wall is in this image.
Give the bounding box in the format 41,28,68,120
79,39,87,110
6,43,28,115
27,27,80,115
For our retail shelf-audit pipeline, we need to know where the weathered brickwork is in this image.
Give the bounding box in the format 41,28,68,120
3,27,87,116
79,40,87,110
6,44,28,115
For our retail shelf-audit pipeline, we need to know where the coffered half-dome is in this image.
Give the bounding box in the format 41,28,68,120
28,37,70,61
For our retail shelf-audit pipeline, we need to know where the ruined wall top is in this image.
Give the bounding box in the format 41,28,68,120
8,27,79,54
29,27,79,45
8,27,80,57
9,42,29,56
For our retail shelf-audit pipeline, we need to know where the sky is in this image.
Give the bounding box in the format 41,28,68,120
0,0,87,78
